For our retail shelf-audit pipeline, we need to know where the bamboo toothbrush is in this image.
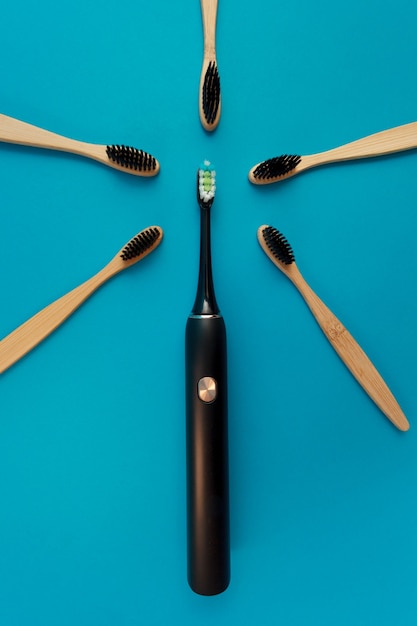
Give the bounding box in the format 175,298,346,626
257,225,409,432
0,113,160,176
185,161,230,595
0,226,163,374
199,0,221,131
249,121,417,184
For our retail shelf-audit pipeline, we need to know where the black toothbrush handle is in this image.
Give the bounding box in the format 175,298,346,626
185,314,230,596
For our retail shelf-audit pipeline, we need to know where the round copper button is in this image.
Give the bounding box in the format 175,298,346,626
197,377,217,403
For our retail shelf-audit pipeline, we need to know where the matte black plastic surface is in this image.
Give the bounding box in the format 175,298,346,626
185,314,230,596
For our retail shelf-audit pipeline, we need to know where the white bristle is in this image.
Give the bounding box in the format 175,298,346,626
198,161,216,202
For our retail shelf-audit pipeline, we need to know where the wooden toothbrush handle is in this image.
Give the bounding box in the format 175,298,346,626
201,0,218,55
0,266,115,374
0,113,96,157
318,121,417,163
292,270,409,431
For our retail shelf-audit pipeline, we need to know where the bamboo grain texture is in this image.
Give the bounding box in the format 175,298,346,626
201,0,218,57
249,121,417,183
0,269,114,374
0,227,163,374
257,227,409,432
301,121,417,170
0,113,159,175
199,0,221,131
290,267,409,431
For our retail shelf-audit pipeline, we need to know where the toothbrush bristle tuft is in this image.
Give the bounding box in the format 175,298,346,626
262,226,295,265
106,145,157,172
202,62,221,125
198,160,216,205
120,227,161,260
253,155,301,180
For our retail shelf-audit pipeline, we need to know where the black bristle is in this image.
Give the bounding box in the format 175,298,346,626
202,61,220,124
253,155,301,180
120,227,161,261
106,145,157,172
262,226,295,265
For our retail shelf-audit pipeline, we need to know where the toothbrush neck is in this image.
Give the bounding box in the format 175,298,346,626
192,206,220,316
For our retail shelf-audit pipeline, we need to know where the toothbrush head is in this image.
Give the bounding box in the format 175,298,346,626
197,160,216,209
249,155,301,184
120,226,163,262
106,144,159,175
258,225,295,266
201,61,221,129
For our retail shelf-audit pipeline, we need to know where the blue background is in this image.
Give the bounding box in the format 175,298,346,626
1,1,417,624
